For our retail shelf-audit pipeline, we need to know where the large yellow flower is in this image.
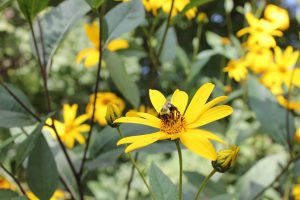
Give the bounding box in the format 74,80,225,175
261,46,300,95
44,104,90,149
86,92,125,126
115,83,233,160
142,0,197,20
237,13,282,48
27,190,65,200
224,59,249,82
264,4,289,31
245,46,274,74
0,176,15,190
76,22,129,68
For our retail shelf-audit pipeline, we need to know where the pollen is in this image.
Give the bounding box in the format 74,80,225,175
159,102,186,135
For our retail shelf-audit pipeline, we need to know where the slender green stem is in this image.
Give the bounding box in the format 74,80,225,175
175,140,183,200
125,153,138,200
116,127,156,200
157,0,175,59
192,23,203,59
194,169,216,200
225,12,233,36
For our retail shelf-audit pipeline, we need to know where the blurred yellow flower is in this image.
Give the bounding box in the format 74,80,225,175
126,104,157,117
224,59,249,82
245,46,274,74
143,0,197,20
293,178,300,200
294,128,300,143
212,145,240,173
0,176,15,190
27,190,65,200
261,46,300,95
86,92,125,126
277,95,300,111
237,13,282,48
44,104,90,149
115,83,233,160
76,22,129,68
197,12,208,23
264,4,289,31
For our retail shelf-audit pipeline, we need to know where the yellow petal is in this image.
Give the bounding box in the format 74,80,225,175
74,132,85,144
124,138,159,153
149,89,167,113
184,83,214,123
187,105,233,128
107,39,129,51
84,21,99,48
180,133,217,160
84,49,99,68
74,114,89,126
117,131,164,145
64,136,75,149
136,112,161,124
114,117,160,128
185,129,225,144
76,48,93,64
171,89,188,114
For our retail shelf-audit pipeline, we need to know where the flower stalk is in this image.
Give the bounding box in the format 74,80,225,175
194,169,216,200
175,140,183,200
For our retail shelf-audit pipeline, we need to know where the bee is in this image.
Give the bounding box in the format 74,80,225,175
158,101,179,120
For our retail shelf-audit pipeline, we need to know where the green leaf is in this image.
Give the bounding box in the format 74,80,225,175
104,51,140,108
85,0,104,9
172,0,214,24
248,75,296,145
15,123,43,168
32,0,91,68
0,133,23,150
104,0,145,44
236,153,288,200
86,148,123,170
27,134,59,200
0,190,19,198
156,23,178,62
0,110,35,128
149,163,179,200
17,0,49,20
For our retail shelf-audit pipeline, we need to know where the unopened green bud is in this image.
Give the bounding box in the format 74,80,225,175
212,146,240,173
105,104,122,128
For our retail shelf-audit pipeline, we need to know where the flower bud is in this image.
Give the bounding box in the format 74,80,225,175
105,104,122,128
212,146,240,173
196,12,208,23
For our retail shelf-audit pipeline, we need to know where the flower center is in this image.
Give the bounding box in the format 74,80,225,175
158,102,186,135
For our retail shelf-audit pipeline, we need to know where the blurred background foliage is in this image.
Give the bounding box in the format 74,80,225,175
0,0,300,199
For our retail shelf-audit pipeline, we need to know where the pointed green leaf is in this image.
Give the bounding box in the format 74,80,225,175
27,134,59,200
17,0,49,20
149,163,179,200
85,0,104,9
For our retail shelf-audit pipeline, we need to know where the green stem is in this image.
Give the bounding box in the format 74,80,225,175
175,140,183,200
192,22,203,59
225,12,233,36
194,169,216,200
116,127,156,200
157,0,175,59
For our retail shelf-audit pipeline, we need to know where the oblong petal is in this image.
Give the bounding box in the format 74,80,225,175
184,83,214,123
76,48,93,64
84,49,99,68
171,89,189,114
149,89,167,113
180,133,217,160
117,131,164,145
114,117,160,128
186,96,228,125
185,129,225,144
187,105,233,128
107,39,129,51
74,114,89,126
136,112,161,124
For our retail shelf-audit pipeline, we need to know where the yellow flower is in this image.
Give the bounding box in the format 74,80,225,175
142,0,197,20
86,92,125,126
126,104,157,117
76,21,129,68
237,13,283,48
245,46,274,74
221,37,230,46
27,190,65,200
293,178,300,200
196,12,208,23
115,83,233,160
264,4,289,31
0,176,15,190
44,104,90,149
261,46,300,95
276,95,300,111
295,128,300,143
212,145,240,173
224,59,249,82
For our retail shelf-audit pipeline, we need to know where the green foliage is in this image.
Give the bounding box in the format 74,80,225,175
17,0,49,20
85,0,105,9
0,190,19,198
149,163,179,200
104,51,140,108
27,134,59,200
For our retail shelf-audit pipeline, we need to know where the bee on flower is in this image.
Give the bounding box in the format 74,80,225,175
115,83,233,160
